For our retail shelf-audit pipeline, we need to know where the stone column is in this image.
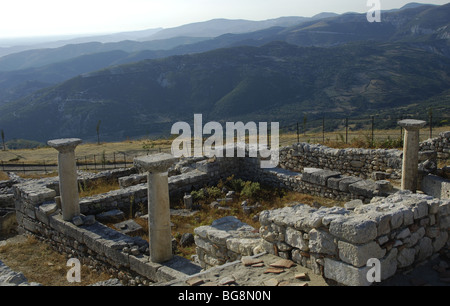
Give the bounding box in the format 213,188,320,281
134,153,178,263
398,120,426,192
47,138,82,221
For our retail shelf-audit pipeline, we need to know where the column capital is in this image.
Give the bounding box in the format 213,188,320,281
134,153,178,173
398,119,427,131
48,138,82,153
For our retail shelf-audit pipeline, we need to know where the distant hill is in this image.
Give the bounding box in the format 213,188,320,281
0,41,448,142
0,3,449,142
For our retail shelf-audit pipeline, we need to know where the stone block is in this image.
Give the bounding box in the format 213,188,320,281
113,219,143,236
96,209,126,223
308,228,337,255
324,258,372,286
421,175,450,199
338,241,386,267
134,153,178,173
348,180,380,198
302,169,341,186
339,177,363,193
285,227,309,251
327,176,343,190
329,216,377,244
397,247,415,268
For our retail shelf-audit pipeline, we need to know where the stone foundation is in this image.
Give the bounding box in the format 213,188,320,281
258,191,450,286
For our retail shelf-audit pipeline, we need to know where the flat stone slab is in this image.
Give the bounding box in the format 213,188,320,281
47,138,82,151
96,209,126,223
398,119,427,130
302,168,341,186
113,219,143,236
134,153,178,173
162,253,328,286
348,180,380,198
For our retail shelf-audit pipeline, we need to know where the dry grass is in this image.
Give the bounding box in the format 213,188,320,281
0,170,9,181
167,181,344,260
78,178,121,198
279,125,450,148
18,171,59,179
0,139,172,164
0,235,111,286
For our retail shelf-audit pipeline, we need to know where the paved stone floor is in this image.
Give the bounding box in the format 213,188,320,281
162,253,329,287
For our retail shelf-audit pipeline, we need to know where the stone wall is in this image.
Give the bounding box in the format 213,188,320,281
194,216,261,269
241,158,393,203
278,143,403,179
420,131,450,161
12,170,201,286
258,190,450,286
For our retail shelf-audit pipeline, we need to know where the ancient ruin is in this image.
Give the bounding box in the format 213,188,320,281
0,130,449,286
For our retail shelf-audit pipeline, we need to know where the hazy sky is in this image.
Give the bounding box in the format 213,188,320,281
0,0,449,38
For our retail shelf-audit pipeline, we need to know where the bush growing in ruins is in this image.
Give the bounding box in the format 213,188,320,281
240,181,261,200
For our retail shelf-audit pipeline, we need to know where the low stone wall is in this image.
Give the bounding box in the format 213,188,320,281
420,131,450,160
12,170,201,286
278,143,403,179
242,159,393,203
194,216,262,269
258,190,450,286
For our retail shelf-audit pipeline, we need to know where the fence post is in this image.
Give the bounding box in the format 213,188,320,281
429,109,433,139
345,118,349,144
123,153,127,168
94,155,97,170
371,116,375,147
113,152,116,169
322,117,325,143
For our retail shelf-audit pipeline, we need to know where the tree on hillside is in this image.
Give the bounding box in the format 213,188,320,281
1,129,5,151
96,120,101,145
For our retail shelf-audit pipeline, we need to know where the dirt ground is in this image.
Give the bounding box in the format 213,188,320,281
0,234,111,286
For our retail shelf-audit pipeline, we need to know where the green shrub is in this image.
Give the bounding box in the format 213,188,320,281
190,189,205,201
206,186,222,199
240,181,261,199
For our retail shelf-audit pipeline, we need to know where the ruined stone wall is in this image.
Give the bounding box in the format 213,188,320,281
278,143,403,179
12,171,199,285
241,158,393,203
258,191,450,286
420,131,450,160
194,216,261,269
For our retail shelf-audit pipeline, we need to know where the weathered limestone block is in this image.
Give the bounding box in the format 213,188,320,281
324,258,372,286
329,216,377,244
339,177,363,193
397,247,415,268
308,228,337,255
338,241,386,267
421,175,450,200
285,227,309,251
302,169,341,186
348,180,380,198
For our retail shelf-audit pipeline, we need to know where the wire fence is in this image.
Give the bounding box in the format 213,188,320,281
0,147,172,175
277,112,449,148
1,112,449,175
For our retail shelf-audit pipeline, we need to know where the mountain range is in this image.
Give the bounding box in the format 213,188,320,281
0,2,449,143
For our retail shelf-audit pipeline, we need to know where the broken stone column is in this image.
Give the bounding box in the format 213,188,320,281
47,138,82,221
398,120,426,192
134,153,178,263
